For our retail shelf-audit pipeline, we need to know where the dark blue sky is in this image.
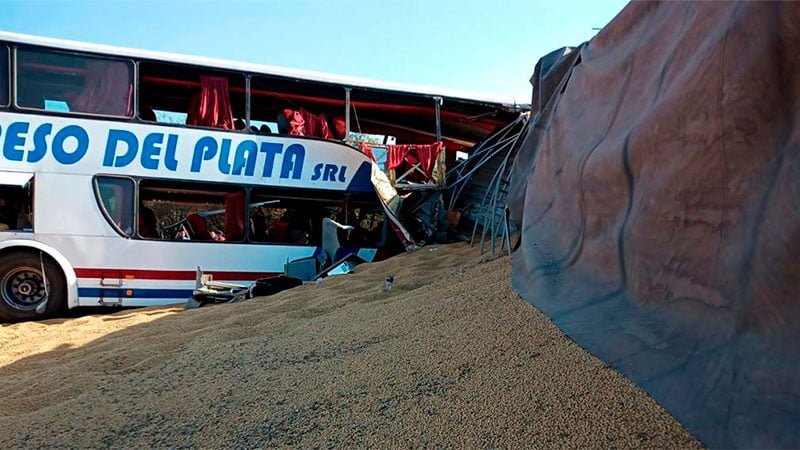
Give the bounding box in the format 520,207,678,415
1,0,628,102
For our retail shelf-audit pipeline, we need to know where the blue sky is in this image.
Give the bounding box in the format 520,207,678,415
1,0,628,104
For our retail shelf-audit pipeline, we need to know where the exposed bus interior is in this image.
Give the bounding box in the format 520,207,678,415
138,61,246,129
94,176,387,250
248,188,386,248
138,179,245,242
6,43,523,161
4,42,523,185
0,174,33,232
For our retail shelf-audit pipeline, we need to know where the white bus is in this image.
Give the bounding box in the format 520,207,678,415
0,32,520,321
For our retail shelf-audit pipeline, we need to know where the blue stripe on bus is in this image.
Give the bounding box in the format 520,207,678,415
77,288,194,299
346,161,375,193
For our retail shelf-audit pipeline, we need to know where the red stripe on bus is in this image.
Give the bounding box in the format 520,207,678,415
74,268,279,281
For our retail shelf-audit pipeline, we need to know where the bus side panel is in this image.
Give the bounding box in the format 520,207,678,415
34,173,114,237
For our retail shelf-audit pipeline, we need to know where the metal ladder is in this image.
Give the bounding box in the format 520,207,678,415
470,172,513,256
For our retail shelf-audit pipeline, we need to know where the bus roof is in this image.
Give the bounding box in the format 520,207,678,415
0,31,525,109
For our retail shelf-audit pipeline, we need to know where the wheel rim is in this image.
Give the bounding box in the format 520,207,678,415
1,267,48,311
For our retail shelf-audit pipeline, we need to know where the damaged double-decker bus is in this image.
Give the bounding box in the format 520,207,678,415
0,32,523,321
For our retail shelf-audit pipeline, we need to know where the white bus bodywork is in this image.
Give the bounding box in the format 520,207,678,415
0,113,381,311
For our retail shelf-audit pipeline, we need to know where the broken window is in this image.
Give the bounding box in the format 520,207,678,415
0,173,34,233
348,204,387,248
247,188,385,247
249,189,345,245
138,179,245,242
138,62,245,130
15,48,133,117
250,76,346,138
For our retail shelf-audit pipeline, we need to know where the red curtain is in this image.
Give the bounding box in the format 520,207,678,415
224,191,246,241
71,60,133,116
187,76,234,130
359,142,376,161
387,145,408,170
386,142,443,178
416,141,443,178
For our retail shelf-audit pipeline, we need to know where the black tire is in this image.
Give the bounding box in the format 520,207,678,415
0,251,66,322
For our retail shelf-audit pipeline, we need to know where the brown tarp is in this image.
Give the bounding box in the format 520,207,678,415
508,1,800,448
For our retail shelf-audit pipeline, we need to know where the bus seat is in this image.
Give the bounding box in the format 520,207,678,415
138,205,159,238
322,218,354,268
269,220,289,242
186,213,212,240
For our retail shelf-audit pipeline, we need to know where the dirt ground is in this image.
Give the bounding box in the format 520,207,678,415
0,243,701,448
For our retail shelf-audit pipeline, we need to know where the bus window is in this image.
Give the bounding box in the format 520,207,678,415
95,177,134,236
138,62,245,131
138,179,245,242
250,75,346,139
249,189,344,245
0,175,33,232
15,48,133,117
0,46,8,107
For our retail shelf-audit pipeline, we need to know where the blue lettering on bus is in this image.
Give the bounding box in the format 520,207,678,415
191,136,217,173
311,163,321,181
104,130,179,171
29,123,52,163
218,138,232,174
3,122,28,161
323,164,337,181
280,144,304,180
311,163,348,182
140,133,163,170
163,134,179,171
51,125,88,165
187,137,305,179
104,129,138,167
0,120,353,184
232,140,258,176
259,142,282,178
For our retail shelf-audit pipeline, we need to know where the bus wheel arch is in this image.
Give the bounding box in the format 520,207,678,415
0,242,78,321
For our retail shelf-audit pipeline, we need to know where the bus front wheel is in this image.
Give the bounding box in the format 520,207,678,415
0,251,66,322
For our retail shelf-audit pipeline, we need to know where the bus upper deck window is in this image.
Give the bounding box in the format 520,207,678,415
95,177,134,237
138,62,245,130
0,46,8,107
15,48,133,118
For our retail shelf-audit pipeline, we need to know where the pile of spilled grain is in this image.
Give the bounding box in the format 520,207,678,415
0,243,700,448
